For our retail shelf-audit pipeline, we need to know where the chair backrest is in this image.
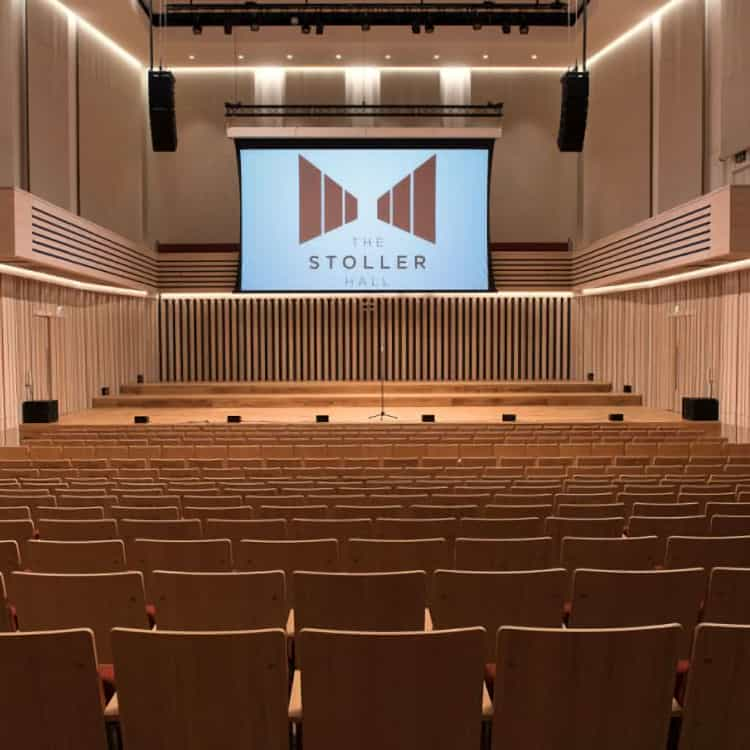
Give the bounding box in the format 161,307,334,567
0,540,21,578
631,502,701,518
152,570,287,630
483,504,553,519
561,536,662,574
131,539,233,596
111,506,181,521
492,624,680,750
703,567,750,625
25,540,127,574
544,517,624,556
181,495,243,508
332,504,404,519
203,518,287,543
666,535,750,571
294,571,427,667
118,518,202,543
182,506,253,523
235,539,339,603
432,569,566,661
0,629,107,750
8,571,149,663
711,515,750,536
259,505,328,520
301,628,484,750
0,506,32,520
679,623,750,750
112,628,288,750
0,573,9,632
457,517,545,539
372,517,458,541
347,538,451,574
0,519,34,551
557,503,626,519
628,515,707,540
36,506,105,520
289,518,373,542
706,502,750,519
568,568,706,660
37,519,118,542
455,537,556,571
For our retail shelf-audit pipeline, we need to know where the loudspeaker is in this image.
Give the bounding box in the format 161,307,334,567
227,415,242,423
682,397,719,421
421,414,436,423
22,400,58,424
558,70,590,152
136,374,145,384
587,372,595,381
101,387,110,396
315,414,329,423
148,70,177,152
624,384,633,393
134,415,150,424
502,413,517,422
608,413,624,422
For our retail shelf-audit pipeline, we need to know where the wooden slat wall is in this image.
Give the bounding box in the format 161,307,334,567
573,270,750,437
159,296,572,382
0,274,158,445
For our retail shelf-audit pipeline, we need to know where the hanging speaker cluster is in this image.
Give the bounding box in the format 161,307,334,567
148,70,177,152
557,70,589,153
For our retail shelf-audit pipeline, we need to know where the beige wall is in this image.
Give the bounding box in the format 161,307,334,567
0,0,27,190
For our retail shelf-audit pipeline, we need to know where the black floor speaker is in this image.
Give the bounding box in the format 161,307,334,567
22,400,58,424
682,398,719,421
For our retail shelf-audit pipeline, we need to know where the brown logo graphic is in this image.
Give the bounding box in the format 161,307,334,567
377,155,436,244
299,156,358,243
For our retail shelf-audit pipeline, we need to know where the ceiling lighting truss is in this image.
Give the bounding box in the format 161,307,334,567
225,102,504,119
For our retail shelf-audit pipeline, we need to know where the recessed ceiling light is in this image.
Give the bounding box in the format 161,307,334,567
188,54,196,60
482,53,489,60
286,53,294,60
335,53,342,60
531,53,538,60
237,54,245,60
433,54,440,60
384,54,391,60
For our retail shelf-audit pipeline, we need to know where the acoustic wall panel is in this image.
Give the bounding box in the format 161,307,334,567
159,296,571,382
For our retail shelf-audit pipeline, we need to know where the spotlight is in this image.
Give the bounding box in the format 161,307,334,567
290,15,299,25
223,20,232,35
425,22,435,33
250,22,260,31
411,22,421,34
472,22,482,30
192,21,202,35
501,23,511,34
361,21,370,31
519,24,530,34
316,22,324,34
301,23,311,34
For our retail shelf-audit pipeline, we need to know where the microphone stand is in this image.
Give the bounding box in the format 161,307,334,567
367,303,397,421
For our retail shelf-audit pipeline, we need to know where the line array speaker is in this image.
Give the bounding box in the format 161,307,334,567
558,71,589,153
148,70,177,153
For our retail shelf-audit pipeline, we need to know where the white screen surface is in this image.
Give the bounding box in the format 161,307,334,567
238,146,490,292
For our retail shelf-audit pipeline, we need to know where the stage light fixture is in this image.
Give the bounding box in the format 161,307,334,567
290,15,299,25
361,21,370,31
519,23,530,34
316,22,325,34
472,22,482,30
425,21,435,33
250,22,260,31
224,20,232,35
501,23,511,34
192,21,202,35
411,22,421,34
301,23,311,33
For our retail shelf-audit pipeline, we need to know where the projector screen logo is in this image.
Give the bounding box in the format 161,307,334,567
377,155,436,244
299,156,359,243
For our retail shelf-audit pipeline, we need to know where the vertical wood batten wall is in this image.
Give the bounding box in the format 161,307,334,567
573,271,750,438
159,297,572,382
0,275,158,445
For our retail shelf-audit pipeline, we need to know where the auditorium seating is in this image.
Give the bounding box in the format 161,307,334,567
25,540,127,574
703,568,750,625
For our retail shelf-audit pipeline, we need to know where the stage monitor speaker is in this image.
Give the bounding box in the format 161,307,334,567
587,372,595,381
101,387,110,396
421,414,436,423
22,400,58,424
148,70,177,152
624,384,633,393
136,373,145,384
608,413,624,422
682,397,719,421
134,415,150,424
315,414,329,423
502,413,517,422
558,70,589,153
227,415,242,423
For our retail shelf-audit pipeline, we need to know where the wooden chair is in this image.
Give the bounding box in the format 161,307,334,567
706,502,750,519
556,503,626,519
492,492,555,505
0,519,34,556
112,628,288,750
118,519,202,559
455,537,556,571
37,519,118,542
373,518,459,540
111,506,180,521
0,506,32,520
292,571,427,666
180,494,243,508
492,624,679,750
432,569,566,662
628,515,707,543
235,539,339,603
25,540,127,574
259,505,328,520
0,540,21,578
678,624,750,750
203,518,287,543
151,570,287,630
8,571,149,663
568,568,706,662
544,517,624,557
298,628,484,750
631,502,701,518
703,567,750,625
483,504,553,519
347,538,452,576
711,515,750,535
182,506,253,523
560,536,662,575
666,536,750,571
332,504,404,519
410,504,479,518
36,506,105,520
0,573,10,632
289,517,372,542
0,629,108,749
456,517,545,539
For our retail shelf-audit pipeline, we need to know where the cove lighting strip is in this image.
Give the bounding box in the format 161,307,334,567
0,263,151,298
582,257,750,297
173,66,567,74
160,291,574,300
